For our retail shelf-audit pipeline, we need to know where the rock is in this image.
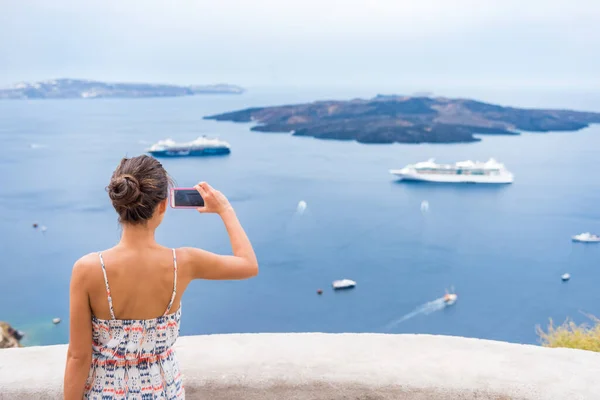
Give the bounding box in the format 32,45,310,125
0,322,23,349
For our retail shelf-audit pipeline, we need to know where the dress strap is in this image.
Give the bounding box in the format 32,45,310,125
98,252,116,320
164,249,178,315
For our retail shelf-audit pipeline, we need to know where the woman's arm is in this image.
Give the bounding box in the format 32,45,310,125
64,259,93,400
183,182,258,280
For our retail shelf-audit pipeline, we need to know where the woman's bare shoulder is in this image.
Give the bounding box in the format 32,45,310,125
173,247,210,275
72,252,102,275
174,247,210,262
75,252,101,265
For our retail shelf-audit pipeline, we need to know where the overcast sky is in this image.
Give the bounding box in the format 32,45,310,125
1,0,599,89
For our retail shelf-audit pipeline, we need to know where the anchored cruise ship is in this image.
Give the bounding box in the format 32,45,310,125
389,158,514,184
147,136,231,157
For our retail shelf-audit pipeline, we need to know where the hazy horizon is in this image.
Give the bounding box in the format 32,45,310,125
2,0,599,90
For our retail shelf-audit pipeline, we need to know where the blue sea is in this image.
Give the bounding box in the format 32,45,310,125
1,87,599,346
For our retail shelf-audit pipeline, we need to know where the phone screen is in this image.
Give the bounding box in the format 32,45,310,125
173,189,204,207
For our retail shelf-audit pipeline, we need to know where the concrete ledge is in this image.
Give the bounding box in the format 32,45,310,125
0,333,599,399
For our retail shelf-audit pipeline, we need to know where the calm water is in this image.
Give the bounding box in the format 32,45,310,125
0,87,599,346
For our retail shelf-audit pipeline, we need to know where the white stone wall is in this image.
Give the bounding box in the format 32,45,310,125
0,333,599,399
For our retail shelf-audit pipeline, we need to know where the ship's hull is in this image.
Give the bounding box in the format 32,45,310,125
390,170,513,184
149,147,231,157
332,284,356,290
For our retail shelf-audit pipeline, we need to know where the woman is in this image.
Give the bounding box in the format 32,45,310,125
64,155,258,399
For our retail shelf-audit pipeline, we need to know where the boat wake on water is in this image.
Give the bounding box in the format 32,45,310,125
383,297,450,331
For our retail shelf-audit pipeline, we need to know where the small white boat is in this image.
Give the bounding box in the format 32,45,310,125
561,273,571,282
443,292,458,306
572,232,600,243
297,200,307,214
52,318,61,325
444,286,458,306
332,279,356,290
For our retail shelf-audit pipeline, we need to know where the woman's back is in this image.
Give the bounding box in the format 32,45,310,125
88,245,183,321
64,155,258,400
85,247,183,399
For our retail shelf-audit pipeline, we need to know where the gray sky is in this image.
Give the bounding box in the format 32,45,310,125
1,0,599,89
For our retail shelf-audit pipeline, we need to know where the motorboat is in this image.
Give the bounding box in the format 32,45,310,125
443,292,458,306
332,279,356,290
572,232,600,243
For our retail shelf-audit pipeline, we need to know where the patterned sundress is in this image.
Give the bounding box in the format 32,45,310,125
84,249,184,399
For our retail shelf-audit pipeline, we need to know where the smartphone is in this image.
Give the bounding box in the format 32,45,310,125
170,188,204,209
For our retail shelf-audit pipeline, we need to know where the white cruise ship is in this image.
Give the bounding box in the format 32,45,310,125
389,158,514,184
147,136,230,157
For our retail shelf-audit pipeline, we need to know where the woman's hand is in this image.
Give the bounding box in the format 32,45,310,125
194,182,233,216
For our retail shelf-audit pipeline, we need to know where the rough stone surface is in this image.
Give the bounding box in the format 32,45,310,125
0,333,599,399
0,322,21,349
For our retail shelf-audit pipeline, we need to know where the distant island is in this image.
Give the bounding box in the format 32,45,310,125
204,95,600,144
0,79,245,99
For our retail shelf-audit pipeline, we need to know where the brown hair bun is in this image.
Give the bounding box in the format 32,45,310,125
106,155,170,224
